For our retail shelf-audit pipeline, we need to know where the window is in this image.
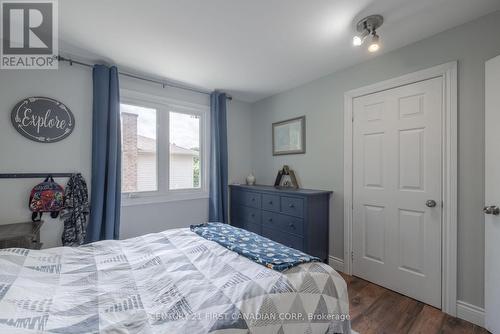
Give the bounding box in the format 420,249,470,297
120,90,209,205
169,112,201,190
120,104,158,193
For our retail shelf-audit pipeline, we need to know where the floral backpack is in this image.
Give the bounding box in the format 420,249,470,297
29,176,65,221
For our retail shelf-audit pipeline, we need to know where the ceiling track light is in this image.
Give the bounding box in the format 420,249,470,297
352,14,383,52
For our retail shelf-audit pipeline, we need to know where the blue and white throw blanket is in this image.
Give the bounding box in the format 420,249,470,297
190,222,320,271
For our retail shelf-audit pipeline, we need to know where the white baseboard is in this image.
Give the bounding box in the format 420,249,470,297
328,255,345,273
456,300,485,328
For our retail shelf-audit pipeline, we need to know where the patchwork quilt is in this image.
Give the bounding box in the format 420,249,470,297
190,223,320,271
0,228,351,334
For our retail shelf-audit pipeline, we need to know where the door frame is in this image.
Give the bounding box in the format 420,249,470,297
343,61,458,315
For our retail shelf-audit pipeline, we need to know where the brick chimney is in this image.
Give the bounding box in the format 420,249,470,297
121,112,138,192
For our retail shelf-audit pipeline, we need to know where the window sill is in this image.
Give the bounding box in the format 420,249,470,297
121,191,209,207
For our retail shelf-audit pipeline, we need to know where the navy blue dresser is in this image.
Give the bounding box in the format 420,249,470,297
229,184,332,262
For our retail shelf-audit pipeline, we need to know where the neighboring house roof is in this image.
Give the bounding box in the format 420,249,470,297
170,144,200,156
137,135,199,156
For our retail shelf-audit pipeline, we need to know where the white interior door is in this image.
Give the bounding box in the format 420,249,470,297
485,55,500,333
352,77,443,308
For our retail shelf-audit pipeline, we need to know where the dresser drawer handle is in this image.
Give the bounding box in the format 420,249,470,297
288,223,295,229
289,204,295,208
251,213,255,218
268,218,273,222
268,201,273,205
251,198,255,201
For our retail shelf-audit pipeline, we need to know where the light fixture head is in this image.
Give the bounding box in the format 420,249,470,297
353,15,383,51
352,36,363,46
352,29,370,46
368,33,380,53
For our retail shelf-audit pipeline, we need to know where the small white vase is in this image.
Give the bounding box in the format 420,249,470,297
246,173,256,186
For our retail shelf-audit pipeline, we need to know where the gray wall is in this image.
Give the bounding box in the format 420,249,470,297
250,11,500,308
227,99,254,185
0,65,92,248
0,61,252,246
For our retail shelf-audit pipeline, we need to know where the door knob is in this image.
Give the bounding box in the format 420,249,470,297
426,200,437,208
483,205,500,215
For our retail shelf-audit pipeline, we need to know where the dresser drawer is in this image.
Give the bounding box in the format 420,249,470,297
262,211,303,236
243,221,261,234
230,205,245,229
241,192,261,209
262,227,304,251
232,189,261,208
231,205,260,227
262,194,280,212
281,196,304,218
241,206,261,225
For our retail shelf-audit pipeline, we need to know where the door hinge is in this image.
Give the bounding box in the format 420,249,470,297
351,251,354,262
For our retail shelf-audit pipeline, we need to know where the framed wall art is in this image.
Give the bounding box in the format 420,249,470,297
272,116,305,155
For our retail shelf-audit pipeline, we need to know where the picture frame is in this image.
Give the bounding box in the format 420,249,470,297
272,116,306,155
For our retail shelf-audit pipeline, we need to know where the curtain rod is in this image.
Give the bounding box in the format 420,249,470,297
57,56,232,101
0,173,76,179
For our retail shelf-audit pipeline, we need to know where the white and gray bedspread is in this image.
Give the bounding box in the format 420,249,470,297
0,228,350,334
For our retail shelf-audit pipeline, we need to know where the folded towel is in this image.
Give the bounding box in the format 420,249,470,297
190,222,320,271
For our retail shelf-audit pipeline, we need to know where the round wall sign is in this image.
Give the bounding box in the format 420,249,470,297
11,97,75,143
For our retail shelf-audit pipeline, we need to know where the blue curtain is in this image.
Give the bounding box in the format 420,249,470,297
209,92,228,223
87,65,121,242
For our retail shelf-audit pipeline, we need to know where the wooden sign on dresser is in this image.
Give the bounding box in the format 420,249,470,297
229,184,332,262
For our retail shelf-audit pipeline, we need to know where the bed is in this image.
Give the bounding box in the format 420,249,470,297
0,227,351,333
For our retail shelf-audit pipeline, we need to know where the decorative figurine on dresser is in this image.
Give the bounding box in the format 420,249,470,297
229,184,332,262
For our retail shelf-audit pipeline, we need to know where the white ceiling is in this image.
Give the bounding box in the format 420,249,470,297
59,0,500,102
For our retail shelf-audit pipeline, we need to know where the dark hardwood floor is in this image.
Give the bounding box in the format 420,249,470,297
340,273,489,334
